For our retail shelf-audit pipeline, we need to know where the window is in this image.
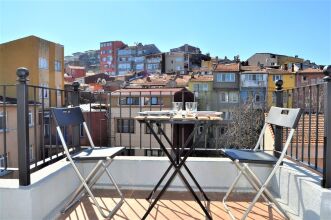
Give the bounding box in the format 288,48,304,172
255,94,261,102
175,57,184,62
38,57,48,69
228,92,239,103
272,75,282,82
117,119,134,133
224,112,233,120
0,112,7,131
28,111,33,126
220,92,227,103
220,91,239,103
145,97,162,105
107,56,112,61
216,73,235,82
54,60,61,72
247,74,263,81
193,83,208,92
120,97,140,105
135,63,144,70
145,124,164,134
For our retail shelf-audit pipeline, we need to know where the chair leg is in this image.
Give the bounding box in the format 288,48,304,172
223,161,244,220
235,163,290,220
62,159,124,219
62,160,103,213
243,165,290,219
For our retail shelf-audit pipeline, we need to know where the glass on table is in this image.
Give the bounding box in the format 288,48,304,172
185,102,198,116
172,102,183,115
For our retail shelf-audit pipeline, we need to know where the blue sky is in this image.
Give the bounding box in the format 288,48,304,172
0,0,330,64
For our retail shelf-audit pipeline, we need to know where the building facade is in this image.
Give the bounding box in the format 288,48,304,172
212,63,241,121
266,68,296,107
0,35,64,105
247,53,304,69
188,75,213,110
100,41,126,75
239,69,268,109
117,43,160,75
145,53,165,74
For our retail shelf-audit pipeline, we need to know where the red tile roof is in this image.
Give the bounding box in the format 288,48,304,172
214,63,240,72
190,75,213,82
297,68,323,73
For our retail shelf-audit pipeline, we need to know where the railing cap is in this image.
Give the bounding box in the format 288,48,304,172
275,79,283,90
72,81,80,91
16,67,29,83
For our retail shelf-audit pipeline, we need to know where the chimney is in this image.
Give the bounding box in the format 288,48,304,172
291,63,294,72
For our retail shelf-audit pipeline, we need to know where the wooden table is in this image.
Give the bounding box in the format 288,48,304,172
136,112,222,220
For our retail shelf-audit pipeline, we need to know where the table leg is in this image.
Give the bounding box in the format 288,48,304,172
146,163,173,201
142,121,213,220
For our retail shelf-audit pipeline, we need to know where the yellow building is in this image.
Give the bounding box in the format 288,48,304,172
188,75,213,110
0,35,64,105
266,68,296,107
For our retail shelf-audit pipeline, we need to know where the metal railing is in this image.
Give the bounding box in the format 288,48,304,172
1,66,330,188
274,65,331,188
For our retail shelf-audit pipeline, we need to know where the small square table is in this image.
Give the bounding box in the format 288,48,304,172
135,111,222,220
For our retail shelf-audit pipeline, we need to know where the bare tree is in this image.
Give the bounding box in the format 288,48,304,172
218,100,265,149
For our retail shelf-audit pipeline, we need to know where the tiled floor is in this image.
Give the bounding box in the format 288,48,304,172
58,190,284,220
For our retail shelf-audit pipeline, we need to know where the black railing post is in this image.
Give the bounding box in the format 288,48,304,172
16,67,30,186
72,81,80,149
322,65,331,188
274,79,283,158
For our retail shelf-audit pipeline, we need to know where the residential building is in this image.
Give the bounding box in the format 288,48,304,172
0,103,40,169
296,68,324,87
164,52,186,74
247,53,304,69
145,53,165,74
0,35,64,105
117,43,160,75
65,50,100,73
170,44,201,54
100,41,126,75
240,66,268,109
212,63,241,121
109,88,193,155
188,74,213,110
65,65,86,78
266,68,296,107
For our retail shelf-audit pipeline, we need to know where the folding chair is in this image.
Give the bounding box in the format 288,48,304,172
51,107,125,218
221,106,301,220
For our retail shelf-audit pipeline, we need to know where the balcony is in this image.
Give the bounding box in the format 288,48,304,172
0,68,331,219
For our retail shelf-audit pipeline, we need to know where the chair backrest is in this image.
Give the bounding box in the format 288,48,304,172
265,106,301,129
254,106,301,152
51,107,85,127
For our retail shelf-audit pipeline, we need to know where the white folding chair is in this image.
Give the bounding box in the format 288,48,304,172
221,106,301,220
51,107,125,218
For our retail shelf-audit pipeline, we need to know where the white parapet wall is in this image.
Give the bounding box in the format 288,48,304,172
0,156,329,220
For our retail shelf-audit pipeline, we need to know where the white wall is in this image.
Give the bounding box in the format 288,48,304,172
0,157,330,220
